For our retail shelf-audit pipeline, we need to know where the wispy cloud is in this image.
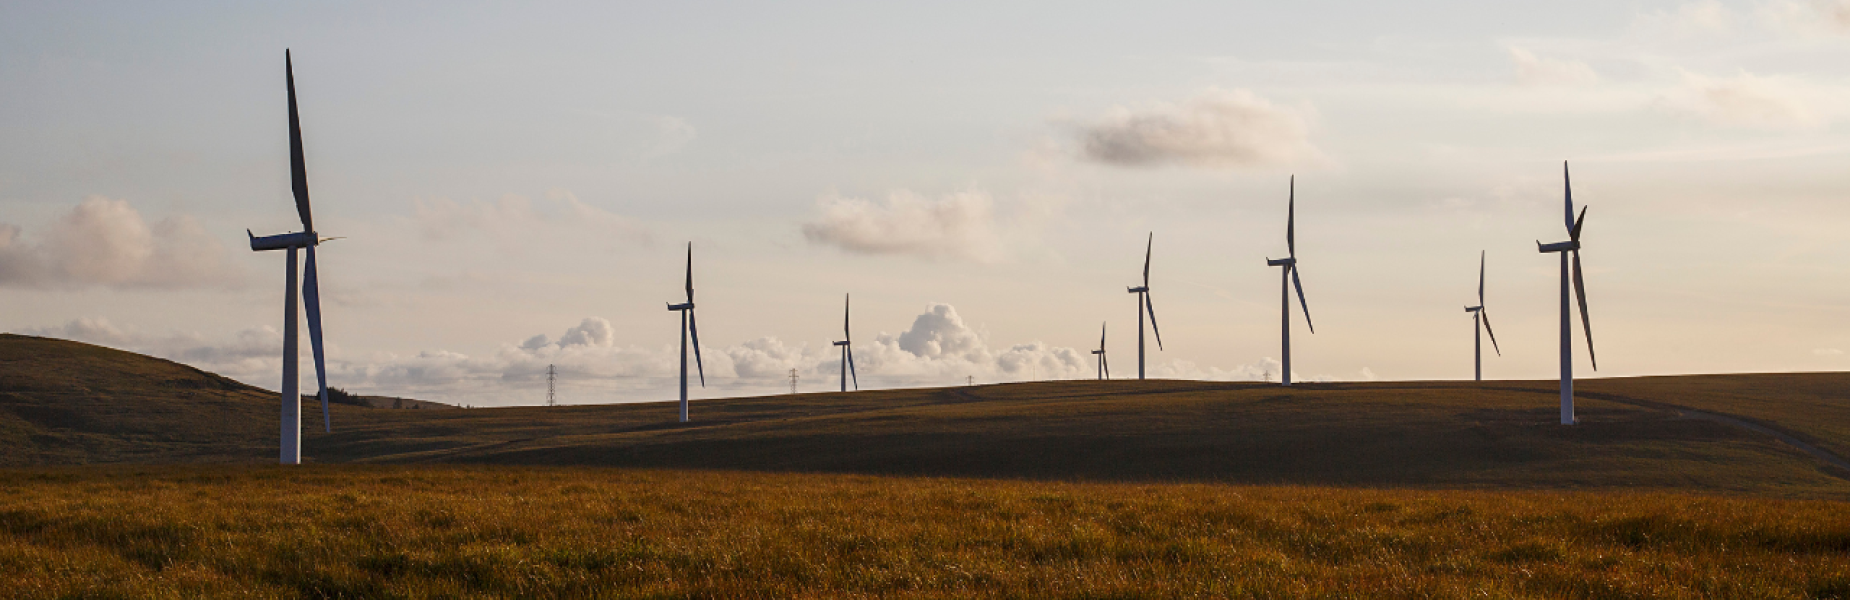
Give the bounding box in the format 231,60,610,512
1072,88,1319,169
1508,47,1600,86
1661,68,1822,128
0,197,242,289
410,188,649,247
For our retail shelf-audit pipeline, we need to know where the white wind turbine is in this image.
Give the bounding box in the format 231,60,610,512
665,243,705,422
1265,176,1314,386
1125,233,1163,379
1464,251,1501,381
246,50,337,465
834,293,857,392
1536,161,1597,425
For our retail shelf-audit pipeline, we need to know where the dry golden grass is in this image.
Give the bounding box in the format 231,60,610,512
3,466,1848,599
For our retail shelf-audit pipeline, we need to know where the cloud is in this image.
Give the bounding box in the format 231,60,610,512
0,196,242,289
19,303,1133,405
21,317,279,383
1073,88,1318,169
1634,0,1736,37
1662,69,1821,127
800,190,1004,262
1507,47,1600,87
557,317,615,347
646,116,698,158
1758,0,1850,36
410,188,649,247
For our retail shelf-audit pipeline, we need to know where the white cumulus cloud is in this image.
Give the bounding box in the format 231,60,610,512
800,190,1004,262
0,196,242,289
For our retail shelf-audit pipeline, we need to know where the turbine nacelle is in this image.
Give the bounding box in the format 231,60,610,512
1464,305,1483,313
1266,257,1296,267
249,230,319,251
1126,285,1148,294
666,302,694,311
832,340,850,347
1536,240,1580,253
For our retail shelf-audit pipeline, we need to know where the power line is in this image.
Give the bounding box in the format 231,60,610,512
546,364,556,407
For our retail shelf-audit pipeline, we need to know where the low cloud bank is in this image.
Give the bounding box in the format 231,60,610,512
21,304,1368,407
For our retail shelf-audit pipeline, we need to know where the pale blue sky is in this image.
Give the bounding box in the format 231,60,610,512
3,1,1847,405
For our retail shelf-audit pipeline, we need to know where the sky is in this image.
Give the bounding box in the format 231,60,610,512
2,0,1848,407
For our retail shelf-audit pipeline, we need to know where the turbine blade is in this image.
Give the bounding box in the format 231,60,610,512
1480,308,1502,357
1144,292,1164,351
844,293,851,339
1287,175,1296,258
1571,206,1588,242
1563,161,1573,233
1291,267,1314,333
684,243,694,300
1099,321,1107,350
303,245,331,433
689,310,706,387
847,347,858,390
1142,232,1152,286
286,50,312,232
1102,353,1109,379
1478,250,1486,304
1572,250,1596,371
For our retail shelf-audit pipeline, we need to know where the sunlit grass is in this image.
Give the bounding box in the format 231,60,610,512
3,466,1847,598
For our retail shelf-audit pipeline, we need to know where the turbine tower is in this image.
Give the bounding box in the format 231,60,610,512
1265,176,1314,386
1464,251,1501,381
833,293,858,392
665,243,705,422
1091,322,1110,380
247,50,335,465
1536,161,1597,425
1125,233,1163,379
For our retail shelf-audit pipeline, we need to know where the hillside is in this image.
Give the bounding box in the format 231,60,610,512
311,376,1850,497
4,334,1848,496
0,334,440,465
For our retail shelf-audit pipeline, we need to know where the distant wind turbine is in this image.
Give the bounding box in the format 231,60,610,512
665,243,705,422
833,293,857,392
1537,161,1597,425
1125,233,1163,379
1464,251,1501,381
1091,322,1110,380
247,50,337,465
1265,176,1314,386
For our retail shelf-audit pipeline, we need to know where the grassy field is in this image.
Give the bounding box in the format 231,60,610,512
3,465,1848,598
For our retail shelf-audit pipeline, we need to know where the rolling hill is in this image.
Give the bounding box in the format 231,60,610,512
0,334,440,465
3,333,1848,497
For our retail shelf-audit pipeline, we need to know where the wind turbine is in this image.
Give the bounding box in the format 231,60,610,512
1091,322,1109,380
1125,233,1163,379
1265,176,1314,386
1464,251,1501,381
833,293,857,392
665,243,705,422
1536,161,1597,425
247,50,336,465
